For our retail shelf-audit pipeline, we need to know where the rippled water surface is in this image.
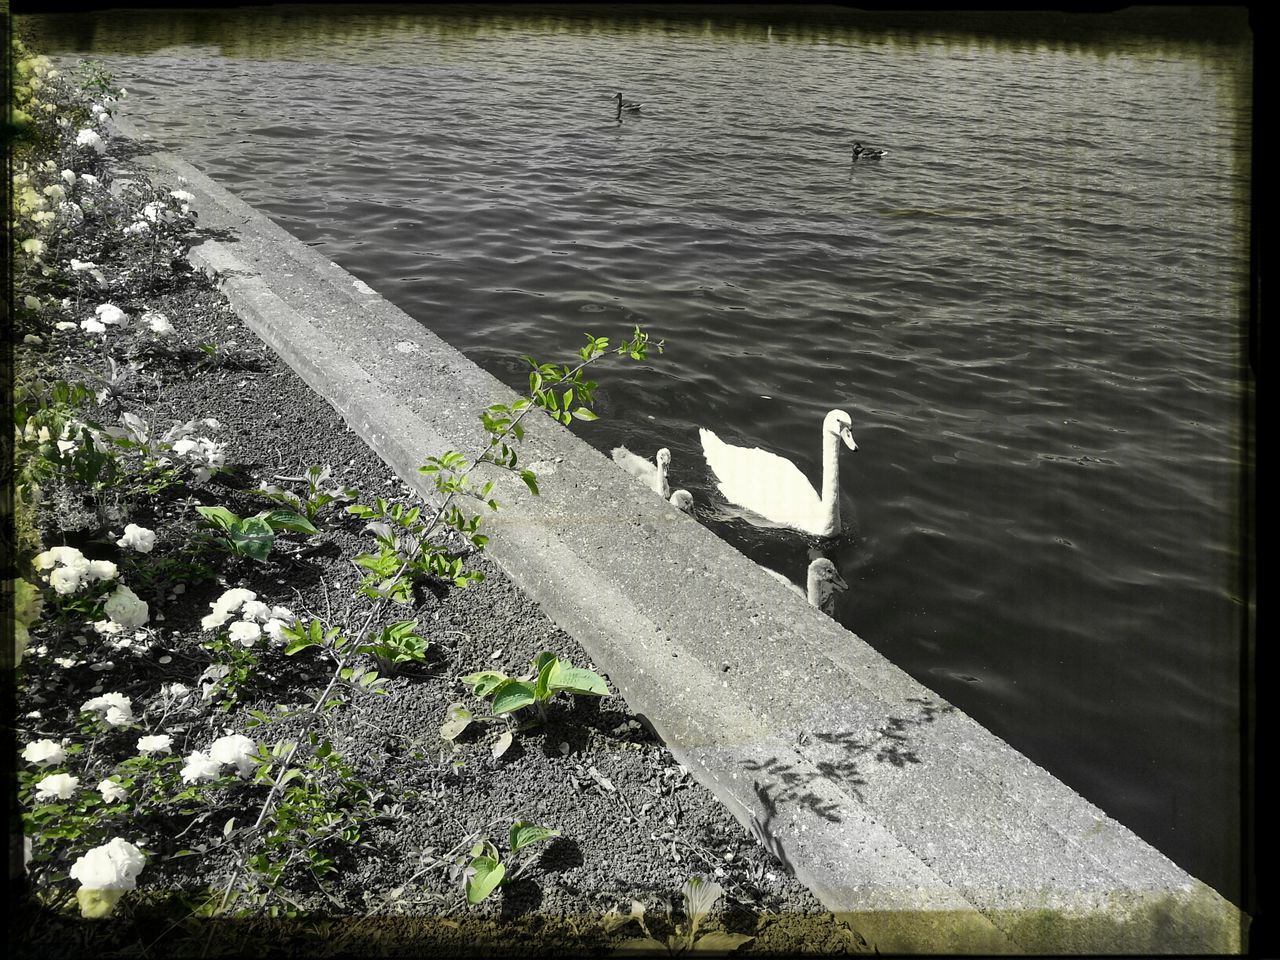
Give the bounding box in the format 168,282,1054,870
23,6,1253,905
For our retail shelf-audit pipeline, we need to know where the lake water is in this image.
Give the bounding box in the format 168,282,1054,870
21,5,1254,908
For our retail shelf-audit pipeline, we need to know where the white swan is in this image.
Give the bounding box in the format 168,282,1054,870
669,489,695,515
611,445,670,498
764,558,849,615
699,410,857,537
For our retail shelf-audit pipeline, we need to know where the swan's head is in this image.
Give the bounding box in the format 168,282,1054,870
824,410,858,452
669,489,695,515
810,557,850,592
656,448,672,469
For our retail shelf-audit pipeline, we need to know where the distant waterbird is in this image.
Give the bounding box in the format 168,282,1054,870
699,410,858,538
611,445,670,498
764,558,850,615
613,92,642,113
852,141,887,160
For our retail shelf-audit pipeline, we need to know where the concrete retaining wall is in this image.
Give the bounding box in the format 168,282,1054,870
113,113,1246,954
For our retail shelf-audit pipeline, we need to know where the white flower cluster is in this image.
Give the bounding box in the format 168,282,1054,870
69,258,107,286
142,311,173,337
160,417,225,482
35,772,80,801
81,302,127,335
137,733,172,755
201,587,294,646
115,523,156,554
22,738,66,767
81,691,134,727
181,733,258,783
34,546,117,595
75,127,105,154
69,837,146,917
99,584,149,631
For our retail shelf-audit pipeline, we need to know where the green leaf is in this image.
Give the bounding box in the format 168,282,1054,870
460,670,508,698
440,703,473,741
508,821,560,855
490,679,538,715
519,470,539,496
690,932,755,952
229,516,275,562
533,655,558,702
284,635,322,656
571,407,599,422
259,509,319,535
195,505,240,531
547,663,610,697
465,856,506,904
491,730,514,759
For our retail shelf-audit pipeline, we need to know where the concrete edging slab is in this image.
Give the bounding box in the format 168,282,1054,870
112,114,1246,954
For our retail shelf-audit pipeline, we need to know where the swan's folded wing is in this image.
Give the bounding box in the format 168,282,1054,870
699,428,821,527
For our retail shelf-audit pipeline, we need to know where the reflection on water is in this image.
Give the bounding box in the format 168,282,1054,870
18,4,1253,908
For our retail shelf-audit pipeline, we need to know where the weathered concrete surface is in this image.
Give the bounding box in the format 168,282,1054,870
114,114,1247,954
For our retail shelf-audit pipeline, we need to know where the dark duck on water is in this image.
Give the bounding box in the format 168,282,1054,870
613,92,641,113
852,141,887,160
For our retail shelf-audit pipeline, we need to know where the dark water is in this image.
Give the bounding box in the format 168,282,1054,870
21,6,1253,907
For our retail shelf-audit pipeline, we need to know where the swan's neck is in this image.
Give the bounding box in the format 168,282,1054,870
655,459,669,497
819,428,842,534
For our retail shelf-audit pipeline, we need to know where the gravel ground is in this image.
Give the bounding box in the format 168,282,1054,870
13,122,871,958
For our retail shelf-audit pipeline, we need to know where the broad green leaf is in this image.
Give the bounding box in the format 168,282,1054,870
259,509,318,535
460,670,508,698
284,635,322,656
465,856,506,904
534,656,557,702
571,407,599,421
491,730,514,759
690,932,755,952
508,821,560,855
229,516,274,562
195,505,240,531
440,703,473,741
547,663,610,697
519,470,539,496
682,876,725,939
613,939,669,955
490,678,537,715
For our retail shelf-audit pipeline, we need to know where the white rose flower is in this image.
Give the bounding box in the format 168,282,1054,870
49,567,83,594
55,321,78,331
69,837,145,890
75,128,105,153
22,739,66,767
34,772,80,801
24,295,42,310
143,312,173,336
209,734,258,777
262,618,290,643
20,238,45,257
200,610,232,631
95,304,127,326
82,692,133,726
228,621,262,647
87,559,118,581
115,524,156,554
80,173,99,186
239,600,270,622
70,258,97,272
97,779,128,803
62,168,76,186
170,189,195,203
136,734,172,755
103,585,148,630
81,318,106,334
180,750,223,784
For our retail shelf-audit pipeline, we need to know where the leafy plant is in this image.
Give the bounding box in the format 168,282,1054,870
257,464,357,526
463,821,561,904
347,496,483,602
357,620,429,675
608,876,754,955
194,505,318,562
461,651,610,722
